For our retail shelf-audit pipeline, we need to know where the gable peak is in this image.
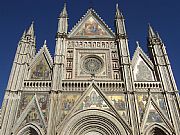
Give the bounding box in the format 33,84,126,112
68,8,115,38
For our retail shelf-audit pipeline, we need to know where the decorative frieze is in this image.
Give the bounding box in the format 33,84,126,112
67,40,116,49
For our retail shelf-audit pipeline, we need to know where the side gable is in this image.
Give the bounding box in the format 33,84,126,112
28,42,53,80
132,45,155,81
68,8,115,38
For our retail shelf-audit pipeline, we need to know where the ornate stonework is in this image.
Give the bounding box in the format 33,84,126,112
0,3,180,135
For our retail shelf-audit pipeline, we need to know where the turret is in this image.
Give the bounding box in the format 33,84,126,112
47,3,69,135
1,22,36,135
147,25,180,133
7,22,36,91
114,4,140,135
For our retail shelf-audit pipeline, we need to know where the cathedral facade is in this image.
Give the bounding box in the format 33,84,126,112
0,3,180,135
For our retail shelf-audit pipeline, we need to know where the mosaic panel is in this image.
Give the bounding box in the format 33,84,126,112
18,94,34,117
108,95,127,120
61,94,81,121
137,94,149,121
147,103,163,123
30,56,51,80
75,17,108,38
152,94,168,117
79,89,109,111
23,107,44,128
134,58,154,81
36,94,49,123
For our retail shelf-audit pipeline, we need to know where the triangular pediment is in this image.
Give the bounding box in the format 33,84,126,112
13,95,46,132
58,82,130,131
132,46,155,81
140,96,173,132
29,44,53,80
68,9,115,38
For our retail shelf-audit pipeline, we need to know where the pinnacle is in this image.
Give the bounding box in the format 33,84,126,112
44,40,47,46
115,3,123,19
26,21,35,37
60,3,68,18
148,24,156,38
136,41,140,48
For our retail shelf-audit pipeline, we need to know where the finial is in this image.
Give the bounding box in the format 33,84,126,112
136,41,140,47
60,2,68,18
148,23,156,38
44,40,47,45
115,3,123,19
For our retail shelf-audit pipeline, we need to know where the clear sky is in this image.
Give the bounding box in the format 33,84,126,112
0,0,179,105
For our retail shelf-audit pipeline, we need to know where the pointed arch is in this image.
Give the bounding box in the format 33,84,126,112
145,124,172,135
13,95,46,133
57,109,131,135
16,123,43,135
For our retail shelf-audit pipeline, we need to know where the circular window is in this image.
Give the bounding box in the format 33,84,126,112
82,56,103,75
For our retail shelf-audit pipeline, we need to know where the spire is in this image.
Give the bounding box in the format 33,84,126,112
58,2,68,34
59,2,68,18
26,21,34,37
115,3,123,19
148,24,156,38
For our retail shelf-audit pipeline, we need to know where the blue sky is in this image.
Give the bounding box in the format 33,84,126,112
0,0,179,105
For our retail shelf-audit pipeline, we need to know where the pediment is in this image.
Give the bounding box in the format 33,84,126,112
68,9,115,38
132,45,155,81
58,82,130,131
13,95,46,132
28,43,53,80
140,96,173,132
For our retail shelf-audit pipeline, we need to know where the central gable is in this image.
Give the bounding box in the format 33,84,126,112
68,9,115,38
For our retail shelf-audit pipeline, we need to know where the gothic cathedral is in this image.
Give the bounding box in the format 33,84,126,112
0,3,180,135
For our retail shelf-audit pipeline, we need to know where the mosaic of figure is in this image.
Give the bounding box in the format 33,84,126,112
30,56,51,80
76,17,108,37
18,94,34,117
109,95,126,119
61,94,80,120
137,94,148,120
80,90,108,110
37,94,49,122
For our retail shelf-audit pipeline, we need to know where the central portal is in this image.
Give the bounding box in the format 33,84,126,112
58,110,128,135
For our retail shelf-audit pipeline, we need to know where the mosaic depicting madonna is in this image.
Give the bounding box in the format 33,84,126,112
75,17,108,37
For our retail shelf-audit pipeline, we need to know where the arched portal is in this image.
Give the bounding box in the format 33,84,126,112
16,124,42,135
58,110,129,135
150,127,168,135
145,124,171,135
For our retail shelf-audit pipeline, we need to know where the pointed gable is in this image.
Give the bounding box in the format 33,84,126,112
68,9,115,38
13,95,46,132
29,43,53,80
132,45,155,81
